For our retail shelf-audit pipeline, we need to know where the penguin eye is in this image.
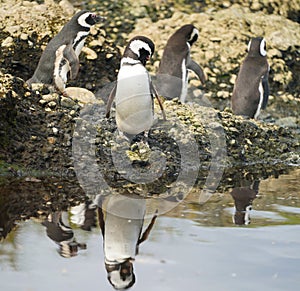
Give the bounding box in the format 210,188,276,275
246,205,252,211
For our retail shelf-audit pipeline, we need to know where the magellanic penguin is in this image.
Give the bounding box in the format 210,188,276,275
156,24,206,103
231,37,269,119
106,36,166,139
97,194,157,290
230,180,259,225
26,10,101,95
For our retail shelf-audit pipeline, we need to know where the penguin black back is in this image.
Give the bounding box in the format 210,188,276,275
156,24,206,102
231,37,269,119
158,24,197,78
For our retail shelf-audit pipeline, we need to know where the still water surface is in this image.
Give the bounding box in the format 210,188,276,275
0,169,300,291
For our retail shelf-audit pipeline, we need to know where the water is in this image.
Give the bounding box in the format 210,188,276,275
0,168,300,291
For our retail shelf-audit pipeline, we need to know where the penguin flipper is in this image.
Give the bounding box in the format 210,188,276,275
63,44,80,80
187,58,206,85
106,84,117,118
261,73,269,109
150,81,166,121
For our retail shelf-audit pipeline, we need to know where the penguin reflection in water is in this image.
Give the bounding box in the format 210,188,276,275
230,180,260,225
97,194,158,290
41,210,92,258
156,24,206,103
26,10,101,95
106,36,166,141
231,37,269,119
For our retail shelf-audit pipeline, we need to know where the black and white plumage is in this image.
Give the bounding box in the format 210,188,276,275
106,36,165,138
156,24,206,103
26,10,101,94
97,194,157,290
231,37,269,119
230,181,259,225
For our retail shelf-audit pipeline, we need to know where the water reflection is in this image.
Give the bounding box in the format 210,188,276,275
96,194,157,290
40,193,158,290
0,168,300,290
42,210,88,258
230,180,259,225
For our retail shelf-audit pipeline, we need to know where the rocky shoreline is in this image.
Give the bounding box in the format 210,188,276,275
0,0,299,183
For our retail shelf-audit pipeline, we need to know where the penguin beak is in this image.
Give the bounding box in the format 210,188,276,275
91,13,106,24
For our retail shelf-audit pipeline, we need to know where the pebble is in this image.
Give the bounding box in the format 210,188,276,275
20,33,28,41
81,47,98,60
47,101,57,108
229,74,237,85
42,94,58,102
89,38,105,47
31,83,44,91
1,36,14,47
47,137,56,144
52,127,59,135
60,96,77,108
217,90,230,98
106,53,114,59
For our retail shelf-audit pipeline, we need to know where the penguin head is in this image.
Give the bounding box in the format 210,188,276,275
106,260,136,290
247,37,267,57
172,24,199,46
74,10,102,29
123,36,155,66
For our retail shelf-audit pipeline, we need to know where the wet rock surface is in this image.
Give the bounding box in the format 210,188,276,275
0,0,299,237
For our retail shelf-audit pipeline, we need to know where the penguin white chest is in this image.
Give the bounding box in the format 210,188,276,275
53,45,70,92
180,58,188,103
254,79,264,119
104,196,146,262
115,64,153,135
73,31,89,56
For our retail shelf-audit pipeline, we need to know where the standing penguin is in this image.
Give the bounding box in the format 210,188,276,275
106,36,165,139
231,37,269,119
26,10,101,94
157,24,206,103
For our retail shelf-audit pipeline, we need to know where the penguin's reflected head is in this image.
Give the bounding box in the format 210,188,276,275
106,260,136,290
125,36,155,66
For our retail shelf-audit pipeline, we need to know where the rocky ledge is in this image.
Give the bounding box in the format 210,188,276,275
0,0,299,191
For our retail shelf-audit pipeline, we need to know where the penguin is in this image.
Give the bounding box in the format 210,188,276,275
106,36,166,139
230,180,259,225
156,24,206,103
42,211,87,258
97,194,158,290
26,10,101,95
231,37,269,119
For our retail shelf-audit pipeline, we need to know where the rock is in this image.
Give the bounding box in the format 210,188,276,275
60,96,77,108
275,117,298,128
42,94,58,102
59,0,74,15
1,37,14,47
64,87,103,105
81,47,98,60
